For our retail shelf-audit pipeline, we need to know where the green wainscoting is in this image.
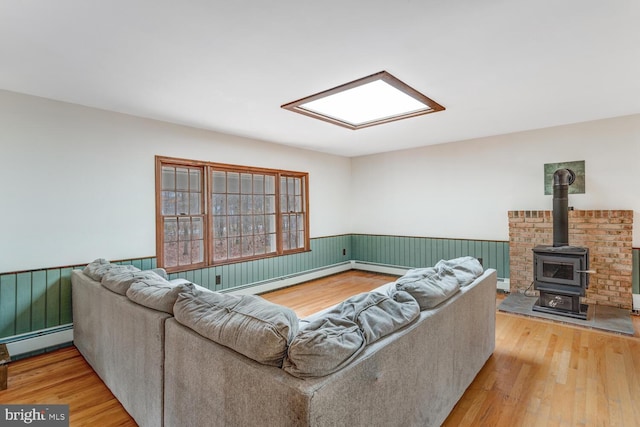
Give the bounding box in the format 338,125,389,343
1,237,636,342
351,234,510,279
0,258,158,341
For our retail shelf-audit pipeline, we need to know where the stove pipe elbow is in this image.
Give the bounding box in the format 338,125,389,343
552,168,576,247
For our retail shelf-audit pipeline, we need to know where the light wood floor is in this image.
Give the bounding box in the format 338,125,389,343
1,271,639,426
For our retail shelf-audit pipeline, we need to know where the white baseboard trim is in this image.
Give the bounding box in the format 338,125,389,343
2,325,73,358
350,261,410,276
225,262,353,296
497,278,510,292
633,294,640,311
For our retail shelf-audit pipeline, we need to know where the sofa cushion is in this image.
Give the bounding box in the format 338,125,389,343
283,316,365,378
83,258,109,281
174,290,298,367
331,290,420,345
101,268,163,295
126,276,193,314
395,266,459,310
434,256,484,286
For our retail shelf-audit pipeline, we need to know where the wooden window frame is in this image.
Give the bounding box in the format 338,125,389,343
156,156,310,273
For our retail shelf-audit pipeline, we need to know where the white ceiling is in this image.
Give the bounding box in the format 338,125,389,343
1,0,639,157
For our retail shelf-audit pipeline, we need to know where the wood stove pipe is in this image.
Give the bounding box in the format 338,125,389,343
552,168,576,247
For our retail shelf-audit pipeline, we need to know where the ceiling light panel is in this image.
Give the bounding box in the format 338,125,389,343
281,71,444,130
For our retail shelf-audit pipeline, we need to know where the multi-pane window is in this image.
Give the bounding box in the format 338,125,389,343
281,175,306,251
160,165,205,269
156,157,309,272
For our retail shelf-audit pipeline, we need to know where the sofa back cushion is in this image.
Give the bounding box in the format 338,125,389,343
174,290,298,367
284,290,419,378
126,276,193,314
84,258,139,282
283,316,365,378
434,256,484,287
102,269,161,295
395,267,459,310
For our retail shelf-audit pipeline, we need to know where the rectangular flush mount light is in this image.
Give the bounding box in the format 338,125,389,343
281,71,444,130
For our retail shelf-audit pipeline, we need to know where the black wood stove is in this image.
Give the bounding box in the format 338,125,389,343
532,169,590,319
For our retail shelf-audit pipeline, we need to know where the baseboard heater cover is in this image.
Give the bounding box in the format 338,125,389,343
634,294,640,312
1,324,74,358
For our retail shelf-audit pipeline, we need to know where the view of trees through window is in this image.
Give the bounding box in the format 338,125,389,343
156,157,309,272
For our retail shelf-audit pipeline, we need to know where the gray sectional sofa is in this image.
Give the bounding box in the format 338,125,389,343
71,258,497,427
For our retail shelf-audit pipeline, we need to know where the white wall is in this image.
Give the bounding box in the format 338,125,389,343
0,90,352,272
351,114,640,246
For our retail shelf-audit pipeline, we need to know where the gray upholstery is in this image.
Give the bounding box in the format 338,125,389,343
83,258,139,281
164,269,497,427
73,256,496,427
72,269,170,427
173,289,298,367
435,256,484,286
395,266,460,309
126,276,192,314
102,269,161,295
283,315,366,378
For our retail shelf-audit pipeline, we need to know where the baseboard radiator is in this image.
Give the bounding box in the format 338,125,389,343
0,325,74,360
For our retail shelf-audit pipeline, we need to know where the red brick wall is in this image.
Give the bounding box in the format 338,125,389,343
508,210,633,309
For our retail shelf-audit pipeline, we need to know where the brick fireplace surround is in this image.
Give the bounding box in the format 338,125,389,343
508,210,633,310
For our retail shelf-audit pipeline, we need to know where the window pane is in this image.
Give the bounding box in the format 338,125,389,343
266,214,276,233
294,178,301,195
282,215,290,250
229,238,241,259
228,195,240,215
295,196,302,212
213,171,226,193
178,241,191,266
214,239,227,261
190,193,201,215
254,235,266,255
242,237,253,257
190,170,201,192
288,177,296,196
176,168,189,191
191,240,204,263
254,175,264,194
192,217,203,239
288,196,295,213
241,173,252,194
178,217,191,240
162,167,175,190
265,175,275,194
254,196,264,214
266,234,276,253
280,194,287,213
164,242,178,268
228,216,240,237
212,194,226,215
162,191,176,215
228,172,240,193
213,216,227,238
164,218,178,242
265,196,275,214
242,215,253,235
177,192,189,215
241,195,253,214
255,215,265,233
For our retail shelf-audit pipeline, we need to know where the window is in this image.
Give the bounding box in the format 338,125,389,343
156,156,309,272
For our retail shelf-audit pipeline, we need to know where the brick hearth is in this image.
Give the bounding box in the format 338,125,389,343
508,210,633,309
